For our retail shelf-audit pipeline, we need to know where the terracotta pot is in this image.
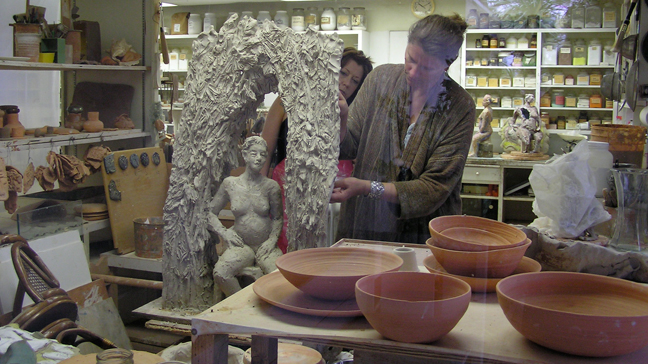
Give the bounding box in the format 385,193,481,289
83,111,103,132
355,271,471,343
429,215,527,251
275,247,403,301
426,238,531,278
497,271,648,357
5,113,25,138
423,254,541,293
65,113,84,131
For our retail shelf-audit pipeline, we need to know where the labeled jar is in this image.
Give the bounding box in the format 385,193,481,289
590,93,603,108
552,89,565,107
352,7,366,30
541,72,552,85
499,72,511,87
291,8,305,31
565,92,577,107
488,72,499,87
479,13,490,28
274,10,289,28
565,74,575,85
188,13,202,35
517,35,529,49
501,96,513,108
566,115,578,129
178,48,188,70
553,71,565,85
577,71,590,85
588,38,602,65
477,73,488,87
558,40,573,65
585,3,602,28
541,111,550,126
571,3,586,28
602,2,617,28
257,11,272,24
513,96,524,107
305,7,319,30
603,41,615,65
590,70,602,85
467,9,479,28
337,7,351,30
578,94,590,108
466,72,477,87
542,41,558,65
524,75,536,88
573,39,587,65
512,71,525,87
203,13,217,32
498,37,506,48
540,93,552,107
490,14,501,28
506,35,518,48
557,115,566,129
490,35,498,48
481,34,491,48
320,7,336,30
475,38,482,48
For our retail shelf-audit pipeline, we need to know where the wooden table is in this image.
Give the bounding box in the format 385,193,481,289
190,240,648,364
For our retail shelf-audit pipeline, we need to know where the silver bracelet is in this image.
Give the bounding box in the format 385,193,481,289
367,181,385,200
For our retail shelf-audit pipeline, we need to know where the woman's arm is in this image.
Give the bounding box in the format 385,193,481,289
207,179,244,247
261,96,287,177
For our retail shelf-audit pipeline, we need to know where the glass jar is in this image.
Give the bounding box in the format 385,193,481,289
541,72,552,85
488,72,499,87
477,73,488,87
590,70,602,85
553,71,565,85
500,72,511,87
501,96,513,108
552,89,565,107
585,3,602,28
517,35,529,49
352,7,366,30
466,72,477,87
573,39,587,65
524,75,536,88
481,34,491,48
557,115,566,129
490,35,498,48
291,8,305,31
566,115,578,129
530,34,538,48
541,111,550,126
577,71,590,85
571,3,586,28
337,7,351,30
512,96,524,107
540,92,552,107
320,7,336,30
565,74,575,85
274,10,289,29
257,11,272,24
467,9,479,28
499,37,506,48
578,93,590,108
565,92,577,107
602,2,617,28
588,38,602,65
527,15,540,28
188,13,202,35
475,38,483,48
178,48,188,70
241,11,254,19
558,40,573,65
203,13,217,32
542,41,558,65
512,71,525,87
506,35,518,49
489,14,501,28
590,93,603,108
305,7,319,30
603,41,615,65
479,13,490,28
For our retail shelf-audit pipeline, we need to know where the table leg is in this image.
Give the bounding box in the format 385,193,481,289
251,335,278,364
192,334,229,364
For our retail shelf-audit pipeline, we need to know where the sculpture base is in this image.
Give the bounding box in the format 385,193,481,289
501,151,550,161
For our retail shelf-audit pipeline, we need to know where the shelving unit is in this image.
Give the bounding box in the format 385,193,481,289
461,27,618,128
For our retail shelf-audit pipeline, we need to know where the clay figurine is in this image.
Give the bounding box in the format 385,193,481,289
501,94,548,159
469,94,494,158
207,136,283,300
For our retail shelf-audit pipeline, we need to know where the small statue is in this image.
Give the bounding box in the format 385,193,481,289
469,94,494,158
501,94,547,156
207,136,284,300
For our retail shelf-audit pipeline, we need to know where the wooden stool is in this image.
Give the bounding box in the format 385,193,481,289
244,343,324,364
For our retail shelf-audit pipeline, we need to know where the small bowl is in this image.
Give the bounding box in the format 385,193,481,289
423,254,541,293
429,215,527,251
426,238,531,278
441,227,510,247
275,247,403,301
355,271,471,343
497,272,648,357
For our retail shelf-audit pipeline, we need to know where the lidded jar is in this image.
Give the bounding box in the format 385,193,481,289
274,10,289,29
337,7,351,30
573,39,587,65
203,13,217,32
585,2,602,28
188,13,202,35
602,2,617,28
257,11,272,24
305,7,319,30
291,8,305,31
320,7,336,30
467,9,479,28
352,7,366,30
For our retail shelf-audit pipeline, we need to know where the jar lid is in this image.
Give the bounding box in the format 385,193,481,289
277,10,287,13
205,12,215,16
353,7,365,10
293,8,304,11
189,13,201,17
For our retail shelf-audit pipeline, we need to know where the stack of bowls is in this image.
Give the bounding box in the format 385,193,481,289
425,216,533,285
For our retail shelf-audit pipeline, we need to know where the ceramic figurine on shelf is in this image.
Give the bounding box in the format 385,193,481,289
469,94,494,158
207,136,283,300
500,94,549,160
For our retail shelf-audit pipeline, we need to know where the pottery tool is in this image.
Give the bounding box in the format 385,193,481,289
613,0,638,53
158,2,169,64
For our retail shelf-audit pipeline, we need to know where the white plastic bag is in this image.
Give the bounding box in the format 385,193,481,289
528,140,610,238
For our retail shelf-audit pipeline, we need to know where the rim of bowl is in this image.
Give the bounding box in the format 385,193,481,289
426,238,531,254
356,271,472,303
429,215,526,244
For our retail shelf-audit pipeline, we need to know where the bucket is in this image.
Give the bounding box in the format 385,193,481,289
590,124,647,167
133,216,165,258
14,33,42,62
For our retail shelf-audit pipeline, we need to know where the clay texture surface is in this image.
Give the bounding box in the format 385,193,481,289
162,16,343,311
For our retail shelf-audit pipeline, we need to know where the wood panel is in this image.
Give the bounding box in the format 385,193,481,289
101,147,169,254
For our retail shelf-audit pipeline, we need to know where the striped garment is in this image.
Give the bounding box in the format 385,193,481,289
337,64,476,244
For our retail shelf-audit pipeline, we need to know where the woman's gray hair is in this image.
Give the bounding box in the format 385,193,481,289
241,135,267,152
408,13,468,66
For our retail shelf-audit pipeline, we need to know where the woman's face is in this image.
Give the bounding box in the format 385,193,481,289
339,59,364,100
244,143,267,173
404,43,448,91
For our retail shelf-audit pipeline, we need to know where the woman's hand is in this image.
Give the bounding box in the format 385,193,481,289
330,177,369,203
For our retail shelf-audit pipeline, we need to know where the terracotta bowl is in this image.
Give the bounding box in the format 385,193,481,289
426,238,531,278
355,271,471,343
423,254,541,293
429,215,527,251
497,272,648,357
275,247,403,301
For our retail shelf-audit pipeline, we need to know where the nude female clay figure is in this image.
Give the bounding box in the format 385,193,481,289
207,136,283,298
468,94,493,157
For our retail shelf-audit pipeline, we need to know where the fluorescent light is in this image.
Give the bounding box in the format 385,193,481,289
161,2,178,7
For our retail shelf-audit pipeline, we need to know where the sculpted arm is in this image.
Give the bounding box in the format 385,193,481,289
207,179,244,248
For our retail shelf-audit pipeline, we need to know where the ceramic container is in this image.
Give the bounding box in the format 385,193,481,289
275,247,403,301
423,255,541,293
429,215,527,251
392,247,418,272
83,111,103,132
355,271,471,343
497,271,648,357
426,238,531,278
5,113,25,138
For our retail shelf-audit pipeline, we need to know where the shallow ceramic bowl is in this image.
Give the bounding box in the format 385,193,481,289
275,247,403,301
426,238,531,278
429,215,527,251
497,272,648,357
423,254,541,293
355,271,471,343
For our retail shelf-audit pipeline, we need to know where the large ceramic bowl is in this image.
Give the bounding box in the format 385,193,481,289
426,238,531,278
429,215,527,251
275,247,403,301
497,272,648,357
423,254,541,293
356,271,471,343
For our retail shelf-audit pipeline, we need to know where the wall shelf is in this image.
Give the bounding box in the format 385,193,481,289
0,60,148,72
0,129,150,151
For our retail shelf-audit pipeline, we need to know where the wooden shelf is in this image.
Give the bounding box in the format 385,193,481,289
0,129,150,150
503,196,535,202
461,194,499,200
0,60,149,72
